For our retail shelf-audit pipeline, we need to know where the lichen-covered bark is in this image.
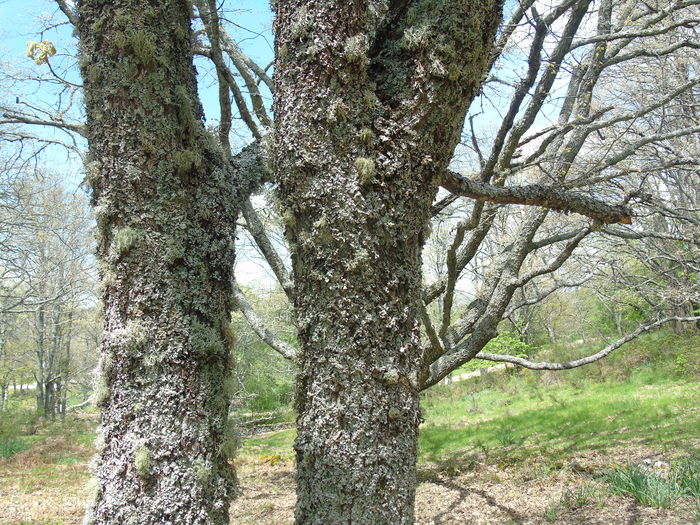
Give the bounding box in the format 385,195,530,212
76,2,242,523
273,1,503,523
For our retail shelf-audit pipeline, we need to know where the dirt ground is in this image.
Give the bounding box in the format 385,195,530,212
0,439,696,524
230,446,698,525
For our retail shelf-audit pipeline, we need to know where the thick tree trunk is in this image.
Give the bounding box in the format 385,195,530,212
77,2,242,523
274,1,502,522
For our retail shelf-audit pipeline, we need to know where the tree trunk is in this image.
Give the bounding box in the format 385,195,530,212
77,2,243,523
273,2,502,522
0,383,7,411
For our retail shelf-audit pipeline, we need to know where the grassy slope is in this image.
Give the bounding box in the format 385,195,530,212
243,331,700,467
1,331,699,523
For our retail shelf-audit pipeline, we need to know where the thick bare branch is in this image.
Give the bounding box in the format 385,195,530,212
442,170,632,224
54,0,79,26
241,199,293,296
231,279,298,361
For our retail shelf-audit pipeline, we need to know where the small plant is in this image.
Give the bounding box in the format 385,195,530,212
0,437,29,459
562,484,597,508
673,457,700,497
494,425,519,446
543,500,560,522
604,463,684,508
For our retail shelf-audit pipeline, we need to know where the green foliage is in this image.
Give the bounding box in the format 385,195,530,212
482,333,537,359
604,464,684,507
231,286,295,413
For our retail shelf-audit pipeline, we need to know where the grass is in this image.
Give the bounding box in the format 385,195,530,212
240,358,700,474
1,330,699,522
418,372,699,465
603,458,700,507
240,428,295,459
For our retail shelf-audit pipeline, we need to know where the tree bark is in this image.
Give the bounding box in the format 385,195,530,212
76,2,245,523
273,1,502,522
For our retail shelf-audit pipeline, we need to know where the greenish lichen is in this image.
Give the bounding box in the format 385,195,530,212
164,237,185,264
134,445,152,477
343,35,369,67
101,353,114,378
193,458,211,485
173,24,187,42
114,30,156,68
174,149,202,176
85,159,102,190
383,369,400,385
174,85,197,134
326,98,349,123
100,267,116,289
221,418,239,460
85,63,102,84
114,319,150,357
355,157,376,185
347,247,370,272
388,407,402,421
282,209,297,229
94,375,109,407
278,43,288,60
190,319,226,357
289,6,311,39
221,319,236,351
403,25,431,51
114,226,143,257
86,477,102,505
129,31,156,67
93,430,106,453
358,127,374,147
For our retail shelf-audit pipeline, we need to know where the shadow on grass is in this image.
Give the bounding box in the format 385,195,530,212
419,378,699,465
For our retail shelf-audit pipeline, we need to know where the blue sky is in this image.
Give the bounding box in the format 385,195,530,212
0,0,275,184
0,1,570,287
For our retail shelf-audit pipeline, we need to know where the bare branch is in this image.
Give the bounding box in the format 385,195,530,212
54,0,79,26
442,170,632,224
231,279,298,361
0,111,86,137
241,199,293,297
476,316,700,370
